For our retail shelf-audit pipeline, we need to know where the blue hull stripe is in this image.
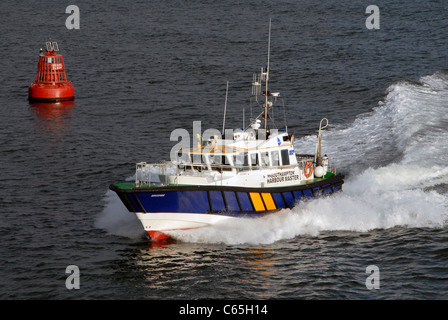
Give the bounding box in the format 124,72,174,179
283,191,295,207
113,177,344,215
272,192,285,209
237,192,254,212
303,189,313,198
136,191,210,213
209,191,226,211
224,191,240,211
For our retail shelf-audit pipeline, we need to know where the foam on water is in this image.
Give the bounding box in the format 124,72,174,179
97,72,448,244
96,189,144,239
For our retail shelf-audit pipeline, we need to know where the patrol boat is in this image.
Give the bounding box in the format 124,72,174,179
109,24,344,241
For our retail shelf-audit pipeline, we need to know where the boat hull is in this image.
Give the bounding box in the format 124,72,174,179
109,174,344,240
135,212,236,240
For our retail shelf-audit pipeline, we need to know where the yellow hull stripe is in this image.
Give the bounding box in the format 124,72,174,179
249,192,265,211
261,193,277,210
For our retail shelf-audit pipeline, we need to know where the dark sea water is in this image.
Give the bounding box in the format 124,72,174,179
1,0,448,305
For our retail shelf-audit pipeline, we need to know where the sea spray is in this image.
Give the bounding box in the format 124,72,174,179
95,189,144,239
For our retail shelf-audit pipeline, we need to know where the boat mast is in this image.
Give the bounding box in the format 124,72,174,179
222,81,229,133
264,18,272,130
314,118,328,166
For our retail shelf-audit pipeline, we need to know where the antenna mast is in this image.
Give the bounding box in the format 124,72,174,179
264,18,272,130
264,18,271,130
222,81,229,133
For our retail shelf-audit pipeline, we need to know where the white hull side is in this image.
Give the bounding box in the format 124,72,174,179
135,212,234,232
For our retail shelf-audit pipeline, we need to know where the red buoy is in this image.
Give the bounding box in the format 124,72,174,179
28,40,75,102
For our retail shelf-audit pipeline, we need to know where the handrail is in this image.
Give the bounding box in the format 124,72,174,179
134,155,325,187
134,160,337,187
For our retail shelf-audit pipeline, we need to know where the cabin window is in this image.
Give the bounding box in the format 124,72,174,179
216,155,232,171
281,149,290,166
177,152,191,163
233,153,249,171
271,151,280,167
212,155,230,165
211,155,221,165
223,155,233,171
250,153,259,167
209,154,232,171
233,154,241,166
261,152,270,167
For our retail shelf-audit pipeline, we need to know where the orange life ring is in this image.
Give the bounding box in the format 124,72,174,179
304,161,313,178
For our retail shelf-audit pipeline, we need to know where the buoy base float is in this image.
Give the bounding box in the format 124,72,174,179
28,83,74,102
28,40,75,103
